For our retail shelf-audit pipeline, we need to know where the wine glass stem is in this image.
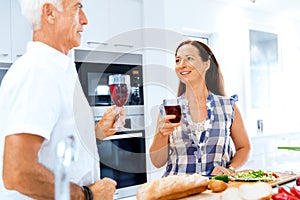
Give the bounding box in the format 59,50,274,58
115,114,122,129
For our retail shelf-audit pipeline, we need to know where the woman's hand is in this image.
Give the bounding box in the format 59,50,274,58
149,113,181,168
95,106,125,140
211,166,235,176
157,114,181,137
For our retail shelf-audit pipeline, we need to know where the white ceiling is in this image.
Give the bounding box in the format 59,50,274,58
213,0,300,21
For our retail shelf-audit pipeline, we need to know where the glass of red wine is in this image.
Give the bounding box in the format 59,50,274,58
163,99,182,123
108,74,131,130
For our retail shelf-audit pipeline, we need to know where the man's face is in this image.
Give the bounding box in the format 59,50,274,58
55,0,88,51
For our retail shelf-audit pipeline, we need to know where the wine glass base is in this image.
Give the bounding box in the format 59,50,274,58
109,127,131,132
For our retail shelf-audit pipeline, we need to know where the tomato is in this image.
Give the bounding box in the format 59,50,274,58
272,172,280,178
296,177,300,186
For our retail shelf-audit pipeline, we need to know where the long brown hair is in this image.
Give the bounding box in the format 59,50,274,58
175,40,225,96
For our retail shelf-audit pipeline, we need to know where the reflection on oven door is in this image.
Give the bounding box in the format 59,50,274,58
96,131,147,189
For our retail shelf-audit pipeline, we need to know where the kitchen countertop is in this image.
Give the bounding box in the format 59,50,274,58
182,180,298,200
118,174,299,200
177,179,298,200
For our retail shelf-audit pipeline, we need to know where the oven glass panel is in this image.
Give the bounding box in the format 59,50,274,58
0,63,11,86
96,133,147,189
76,62,143,106
0,69,8,86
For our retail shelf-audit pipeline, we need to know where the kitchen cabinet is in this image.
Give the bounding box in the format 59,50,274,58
10,0,32,62
80,0,143,51
81,0,109,47
0,0,12,63
0,0,32,63
108,0,142,39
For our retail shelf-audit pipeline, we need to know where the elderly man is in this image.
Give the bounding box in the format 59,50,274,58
0,0,123,199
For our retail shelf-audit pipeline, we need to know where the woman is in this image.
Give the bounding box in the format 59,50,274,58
149,40,251,176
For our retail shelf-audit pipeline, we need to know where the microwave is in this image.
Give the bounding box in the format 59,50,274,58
74,49,144,107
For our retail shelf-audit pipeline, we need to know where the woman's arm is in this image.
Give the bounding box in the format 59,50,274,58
211,104,251,175
149,113,180,168
229,104,251,169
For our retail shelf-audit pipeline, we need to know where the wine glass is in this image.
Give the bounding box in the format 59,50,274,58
163,99,182,123
163,99,182,139
108,74,131,130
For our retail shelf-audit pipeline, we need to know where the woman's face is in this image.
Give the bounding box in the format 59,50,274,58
175,44,210,85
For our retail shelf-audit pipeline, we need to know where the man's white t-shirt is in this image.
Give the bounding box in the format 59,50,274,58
0,42,100,199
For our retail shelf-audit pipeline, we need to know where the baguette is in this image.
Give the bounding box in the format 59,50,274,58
136,174,209,200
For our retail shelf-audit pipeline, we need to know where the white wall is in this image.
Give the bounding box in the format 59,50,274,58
161,0,300,134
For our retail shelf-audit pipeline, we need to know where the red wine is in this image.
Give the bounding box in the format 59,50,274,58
109,84,129,107
164,105,182,123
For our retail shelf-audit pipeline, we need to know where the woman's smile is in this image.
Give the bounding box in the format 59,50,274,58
180,70,192,75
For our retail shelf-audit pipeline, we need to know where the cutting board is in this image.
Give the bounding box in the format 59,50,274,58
268,172,300,187
180,190,221,200
180,172,300,199
227,172,300,187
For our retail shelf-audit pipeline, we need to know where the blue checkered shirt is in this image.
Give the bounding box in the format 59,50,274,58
161,92,238,176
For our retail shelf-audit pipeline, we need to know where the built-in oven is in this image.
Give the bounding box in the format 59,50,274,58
74,49,146,199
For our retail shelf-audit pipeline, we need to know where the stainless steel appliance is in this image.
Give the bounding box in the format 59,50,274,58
74,49,146,199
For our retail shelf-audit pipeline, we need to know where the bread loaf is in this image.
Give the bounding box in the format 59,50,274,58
221,182,272,200
239,182,272,200
208,179,228,192
136,174,209,200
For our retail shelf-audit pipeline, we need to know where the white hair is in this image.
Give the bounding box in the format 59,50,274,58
18,0,63,30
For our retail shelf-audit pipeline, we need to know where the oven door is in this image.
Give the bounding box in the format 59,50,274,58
97,131,147,199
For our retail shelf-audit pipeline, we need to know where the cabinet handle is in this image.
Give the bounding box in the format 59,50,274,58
86,41,108,46
113,43,134,48
1,53,9,57
16,54,23,57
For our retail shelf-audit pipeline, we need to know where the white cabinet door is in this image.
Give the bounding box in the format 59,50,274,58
11,0,32,62
80,0,142,50
81,0,110,48
108,0,142,38
0,0,12,63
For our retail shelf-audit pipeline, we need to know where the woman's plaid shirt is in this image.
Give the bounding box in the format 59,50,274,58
161,92,238,177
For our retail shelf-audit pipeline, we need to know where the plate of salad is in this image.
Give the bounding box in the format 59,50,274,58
230,170,279,182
